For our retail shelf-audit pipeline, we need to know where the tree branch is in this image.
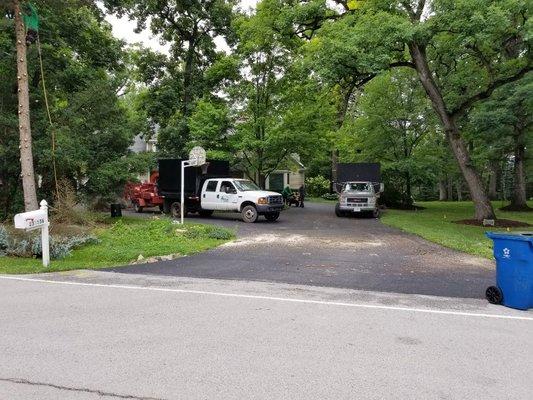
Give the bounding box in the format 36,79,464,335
451,65,532,117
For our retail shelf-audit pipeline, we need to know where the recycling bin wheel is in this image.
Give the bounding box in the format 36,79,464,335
485,286,503,305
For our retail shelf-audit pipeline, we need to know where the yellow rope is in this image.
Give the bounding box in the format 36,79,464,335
36,32,59,200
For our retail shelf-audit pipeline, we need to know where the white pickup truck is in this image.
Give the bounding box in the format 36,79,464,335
335,181,382,218
199,178,284,223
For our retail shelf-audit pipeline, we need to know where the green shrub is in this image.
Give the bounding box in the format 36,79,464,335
322,193,339,201
183,224,234,240
0,224,99,260
207,227,234,240
0,226,8,256
305,175,330,197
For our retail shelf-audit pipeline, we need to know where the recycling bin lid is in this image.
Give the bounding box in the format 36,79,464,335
486,231,533,242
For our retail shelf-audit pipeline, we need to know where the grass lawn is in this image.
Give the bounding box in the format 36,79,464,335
381,201,533,258
0,217,234,274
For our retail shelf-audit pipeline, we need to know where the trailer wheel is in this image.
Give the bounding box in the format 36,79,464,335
242,205,258,223
170,201,187,219
134,203,143,213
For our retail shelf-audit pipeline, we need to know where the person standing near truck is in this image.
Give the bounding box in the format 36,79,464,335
282,186,292,205
299,185,306,208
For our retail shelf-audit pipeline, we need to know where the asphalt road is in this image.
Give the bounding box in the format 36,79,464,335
113,203,494,298
1,273,532,400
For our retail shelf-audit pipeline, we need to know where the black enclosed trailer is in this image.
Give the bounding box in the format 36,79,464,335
157,159,230,216
336,163,381,183
335,163,381,194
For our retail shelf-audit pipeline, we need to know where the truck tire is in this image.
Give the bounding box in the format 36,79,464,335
241,205,258,223
335,203,344,217
199,210,214,218
264,212,280,222
134,203,143,213
372,208,380,218
163,199,171,214
171,201,187,219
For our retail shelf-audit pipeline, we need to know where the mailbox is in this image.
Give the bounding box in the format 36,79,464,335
14,209,47,231
13,200,50,267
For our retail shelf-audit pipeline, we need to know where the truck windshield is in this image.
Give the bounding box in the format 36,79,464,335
234,180,260,191
345,183,371,192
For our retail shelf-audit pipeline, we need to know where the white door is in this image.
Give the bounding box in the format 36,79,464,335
201,180,219,210
218,181,239,211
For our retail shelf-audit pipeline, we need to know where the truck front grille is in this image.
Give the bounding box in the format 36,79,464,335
268,195,283,204
347,197,368,203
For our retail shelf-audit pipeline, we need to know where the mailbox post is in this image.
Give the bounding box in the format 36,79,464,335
14,200,50,267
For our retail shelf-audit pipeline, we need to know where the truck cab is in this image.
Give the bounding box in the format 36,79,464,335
335,181,381,218
200,178,283,223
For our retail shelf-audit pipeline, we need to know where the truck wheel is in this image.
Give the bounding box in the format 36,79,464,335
242,205,258,223
171,201,187,219
265,212,280,222
163,199,171,214
335,203,344,217
372,208,380,218
486,286,503,305
199,210,214,218
134,203,143,213
158,205,164,213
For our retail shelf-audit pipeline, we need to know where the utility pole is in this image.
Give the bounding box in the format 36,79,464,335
13,0,38,211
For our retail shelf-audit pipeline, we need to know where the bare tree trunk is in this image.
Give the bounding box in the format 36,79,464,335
331,149,338,192
511,132,528,208
438,179,447,201
447,176,454,201
14,0,38,211
409,43,495,220
456,181,462,201
488,161,499,200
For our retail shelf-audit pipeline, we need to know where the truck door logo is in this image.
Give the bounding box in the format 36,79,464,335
503,248,510,259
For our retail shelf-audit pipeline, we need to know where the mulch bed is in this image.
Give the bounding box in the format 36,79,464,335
499,204,533,212
454,219,531,228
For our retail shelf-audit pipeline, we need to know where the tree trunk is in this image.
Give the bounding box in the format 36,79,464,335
408,43,495,220
511,132,528,208
447,176,454,201
331,149,338,192
182,37,197,118
405,171,412,204
14,0,38,211
438,179,447,201
456,181,462,201
488,161,499,200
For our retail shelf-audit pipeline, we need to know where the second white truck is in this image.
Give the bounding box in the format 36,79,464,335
199,178,284,223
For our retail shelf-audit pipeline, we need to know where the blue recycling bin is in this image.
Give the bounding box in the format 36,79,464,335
485,232,533,310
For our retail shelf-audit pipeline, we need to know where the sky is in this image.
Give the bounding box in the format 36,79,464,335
102,1,259,54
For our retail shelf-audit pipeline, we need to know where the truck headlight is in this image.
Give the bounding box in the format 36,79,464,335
257,197,268,205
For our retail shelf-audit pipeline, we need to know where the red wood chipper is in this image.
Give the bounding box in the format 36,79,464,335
124,171,164,213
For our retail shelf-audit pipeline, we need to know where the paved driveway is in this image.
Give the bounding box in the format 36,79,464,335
111,203,494,298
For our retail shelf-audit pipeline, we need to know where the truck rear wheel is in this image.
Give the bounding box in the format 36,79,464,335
241,205,258,223
134,203,143,213
264,212,280,222
171,201,187,219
